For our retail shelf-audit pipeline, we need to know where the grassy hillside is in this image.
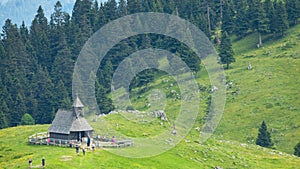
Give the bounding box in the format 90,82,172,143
0,125,300,169
215,24,300,154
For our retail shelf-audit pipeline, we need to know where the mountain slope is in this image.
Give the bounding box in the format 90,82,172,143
215,24,300,154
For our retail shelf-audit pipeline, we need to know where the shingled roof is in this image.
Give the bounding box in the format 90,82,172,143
48,109,93,134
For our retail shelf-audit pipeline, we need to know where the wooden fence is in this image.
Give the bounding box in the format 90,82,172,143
28,132,134,148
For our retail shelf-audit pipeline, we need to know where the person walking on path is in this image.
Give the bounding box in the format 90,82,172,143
82,147,86,156
76,145,79,155
92,143,95,151
28,158,32,168
111,136,116,144
41,157,45,168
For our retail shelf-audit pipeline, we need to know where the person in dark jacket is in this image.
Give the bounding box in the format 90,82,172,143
42,157,45,168
28,158,32,168
76,145,79,155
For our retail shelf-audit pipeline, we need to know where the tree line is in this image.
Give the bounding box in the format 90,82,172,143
0,0,299,128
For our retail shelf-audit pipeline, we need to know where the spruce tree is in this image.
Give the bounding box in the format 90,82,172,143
294,142,300,157
33,66,54,124
273,1,289,37
118,0,128,17
127,0,143,14
95,81,114,114
264,0,276,34
71,0,94,56
105,0,118,21
219,29,235,69
234,0,250,38
30,6,51,70
256,121,274,148
286,0,300,26
249,0,269,46
0,111,8,129
222,0,235,34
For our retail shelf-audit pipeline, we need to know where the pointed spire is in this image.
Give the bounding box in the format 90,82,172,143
72,96,84,108
175,6,179,16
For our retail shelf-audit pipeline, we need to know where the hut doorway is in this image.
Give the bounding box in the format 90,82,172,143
77,131,85,141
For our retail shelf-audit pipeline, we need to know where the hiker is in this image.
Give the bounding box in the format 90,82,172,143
82,147,86,156
76,145,79,155
41,157,45,168
28,158,32,168
112,136,116,144
87,137,91,147
92,144,95,151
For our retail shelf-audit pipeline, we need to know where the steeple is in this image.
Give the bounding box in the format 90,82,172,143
175,6,179,16
73,96,84,117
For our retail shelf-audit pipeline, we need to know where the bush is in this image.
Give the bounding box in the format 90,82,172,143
20,113,35,125
294,142,300,157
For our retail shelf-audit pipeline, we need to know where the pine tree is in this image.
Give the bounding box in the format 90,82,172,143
30,6,51,71
49,1,70,63
71,0,94,57
286,0,300,26
118,0,127,17
256,121,274,148
33,66,54,124
91,0,99,31
53,80,71,109
0,84,9,128
221,0,235,34
219,29,235,69
50,1,69,27
249,0,269,46
95,81,114,114
127,0,143,14
105,0,118,21
161,0,175,14
0,111,8,129
273,1,289,37
50,28,73,91
234,0,250,38
294,141,300,157
264,0,276,34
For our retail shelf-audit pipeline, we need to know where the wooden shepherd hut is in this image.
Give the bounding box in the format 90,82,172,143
48,96,93,141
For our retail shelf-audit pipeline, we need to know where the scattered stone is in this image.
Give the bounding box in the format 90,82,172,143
240,143,247,147
211,86,218,93
214,167,223,169
61,156,72,161
248,62,252,70
153,110,167,121
226,81,234,89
